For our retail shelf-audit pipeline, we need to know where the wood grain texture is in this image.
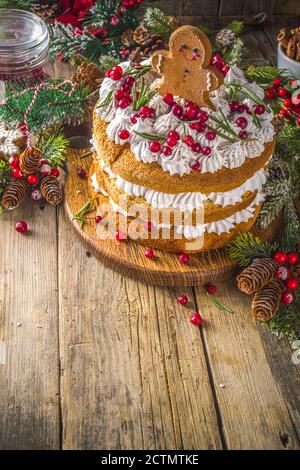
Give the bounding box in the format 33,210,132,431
58,206,222,450
193,282,300,449
0,202,60,450
64,150,279,287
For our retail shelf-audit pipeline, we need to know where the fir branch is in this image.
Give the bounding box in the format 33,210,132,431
37,127,69,168
226,232,279,267
245,65,292,84
281,199,300,249
133,130,165,142
227,20,244,35
0,0,33,8
269,297,300,344
0,80,89,132
99,55,119,71
142,7,175,35
257,195,285,229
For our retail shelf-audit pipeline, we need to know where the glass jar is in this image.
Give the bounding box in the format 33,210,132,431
0,9,54,82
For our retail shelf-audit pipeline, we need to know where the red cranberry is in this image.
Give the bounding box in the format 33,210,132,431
274,251,287,264
110,65,123,80
118,96,132,109
139,105,152,119
235,117,248,129
105,69,111,78
168,130,180,141
182,135,194,147
145,221,152,232
287,252,298,265
15,220,28,233
9,156,19,168
149,140,161,153
124,76,135,86
190,312,203,326
279,108,288,117
118,129,130,140
95,215,102,224
202,146,211,156
197,111,208,122
229,100,240,112
206,284,217,294
205,130,216,141
185,103,199,119
222,64,230,75
130,113,139,124
11,167,23,179
144,248,154,259
163,93,174,106
110,15,120,26
115,230,125,241
283,98,292,108
166,137,178,148
27,174,38,185
254,104,265,115
286,278,298,291
265,87,275,99
191,161,200,171
239,130,248,139
77,168,87,179
191,143,201,154
277,87,288,97
51,168,60,178
178,294,188,305
178,252,190,264
172,104,183,119
115,89,125,101
162,146,172,156
273,78,283,87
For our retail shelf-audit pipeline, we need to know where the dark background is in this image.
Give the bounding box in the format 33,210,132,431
151,0,300,21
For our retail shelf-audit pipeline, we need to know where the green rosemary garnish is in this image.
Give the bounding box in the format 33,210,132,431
133,77,157,110
206,292,234,313
252,112,262,129
133,130,165,141
72,198,97,229
96,90,113,109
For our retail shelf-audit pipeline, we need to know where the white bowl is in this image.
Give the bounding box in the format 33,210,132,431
277,44,300,78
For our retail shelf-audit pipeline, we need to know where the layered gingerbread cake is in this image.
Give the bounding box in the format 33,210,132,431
91,26,275,253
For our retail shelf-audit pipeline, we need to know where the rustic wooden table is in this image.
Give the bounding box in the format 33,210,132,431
1,23,300,451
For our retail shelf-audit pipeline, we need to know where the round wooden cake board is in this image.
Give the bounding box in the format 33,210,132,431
64,150,280,286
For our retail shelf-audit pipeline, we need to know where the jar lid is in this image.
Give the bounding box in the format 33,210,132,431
0,9,50,73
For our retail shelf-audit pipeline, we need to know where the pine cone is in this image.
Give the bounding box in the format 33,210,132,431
40,175,62,206
72,62,103,91
31,3,59,21
252,279,285,321
133,26,149,45
2,178,29,210
121,29,134,46
237,258,279,294
216,28,236,48
19,147,42,176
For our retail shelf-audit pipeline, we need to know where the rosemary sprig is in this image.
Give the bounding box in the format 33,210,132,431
133,77,157,110
133,130,165,141
252,112,262,129
72,197,97,229
96,90,113,109
206,292,234,313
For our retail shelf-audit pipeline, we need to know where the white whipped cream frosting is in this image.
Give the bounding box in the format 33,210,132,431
97,62,274,177
105,191,264,239
93,157,267,211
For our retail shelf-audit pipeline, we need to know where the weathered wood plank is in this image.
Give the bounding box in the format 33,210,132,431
193,281,300,449
0,202,60,449
58,208,222,450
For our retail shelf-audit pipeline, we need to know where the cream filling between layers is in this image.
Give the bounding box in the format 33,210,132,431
91,171,264,238
94,156,267,210
107,193,264,238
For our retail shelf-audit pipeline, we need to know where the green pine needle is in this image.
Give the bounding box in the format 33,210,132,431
227,20,244,35
226,232,279,267
37,128,69,169
143,7,175,35
0,80,89,132
206,293,234,313
72,198,97,229
245,65,292,84
0,0,33,8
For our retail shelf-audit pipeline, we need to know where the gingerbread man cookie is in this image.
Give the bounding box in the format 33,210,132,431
152,25,223,110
